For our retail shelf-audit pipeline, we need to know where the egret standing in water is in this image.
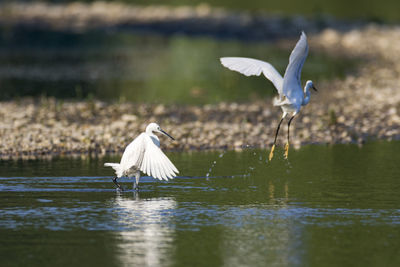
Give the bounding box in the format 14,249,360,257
220,31,317,160
105,122,179,190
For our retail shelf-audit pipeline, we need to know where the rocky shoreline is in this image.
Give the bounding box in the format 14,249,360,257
1,5,400,159
0,2,365,40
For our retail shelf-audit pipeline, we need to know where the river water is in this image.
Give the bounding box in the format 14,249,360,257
0,27,354,104
1,142,400,266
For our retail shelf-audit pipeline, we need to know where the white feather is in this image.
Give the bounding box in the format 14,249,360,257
282,31,309,101
220,57,283,95
220,32,310,113
159,153,167,180
104,122,179,189
104,163,123,177
219,33,314,162
140,135,178,180
119,133,146,173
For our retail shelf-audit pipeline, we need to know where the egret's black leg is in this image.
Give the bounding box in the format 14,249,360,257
134,172,140,191
269,117,285,161
113,177,123,191
285,115,296,159
133,183,139,191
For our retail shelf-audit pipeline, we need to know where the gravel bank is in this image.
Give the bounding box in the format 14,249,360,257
1,8,400,158
0,2,365,40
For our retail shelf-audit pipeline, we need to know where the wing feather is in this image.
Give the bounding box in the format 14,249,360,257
220,57,283,95
155,157,164,180
156,154,167,180
142,154,148,177
151,157,157,178
159,156,173,179
162,156,174,179
139,135,179,180
164,161,174,178
119,133,146,172
159,152,173,180
147,156,152,177
282,32,309,98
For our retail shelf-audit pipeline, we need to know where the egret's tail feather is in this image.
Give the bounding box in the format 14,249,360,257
104,163,123,177
104,163,120,169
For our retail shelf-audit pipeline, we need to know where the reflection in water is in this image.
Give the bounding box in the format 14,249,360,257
112,193,176,267
268,180,289,205
222,180,298,266
2,144,400,266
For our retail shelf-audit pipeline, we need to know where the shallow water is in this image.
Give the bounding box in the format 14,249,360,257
1,142,400,266
0,28,354,104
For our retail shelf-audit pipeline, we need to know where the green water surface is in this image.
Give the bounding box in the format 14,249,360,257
0,28,354,104
1,142,400,266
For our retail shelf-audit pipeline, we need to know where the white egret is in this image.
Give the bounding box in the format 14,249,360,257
220,31,317,160
104,122,179,190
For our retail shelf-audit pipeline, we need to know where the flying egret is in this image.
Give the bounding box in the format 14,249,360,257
220,31,317,160
104,122,179,190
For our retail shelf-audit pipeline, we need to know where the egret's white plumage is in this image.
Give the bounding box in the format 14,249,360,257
220,57,283,95
220,32,317,160
105,122,179,190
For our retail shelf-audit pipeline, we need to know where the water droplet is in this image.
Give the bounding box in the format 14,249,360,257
206,150,227,177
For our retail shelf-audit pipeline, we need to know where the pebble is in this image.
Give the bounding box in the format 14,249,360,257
0,2,367,40
0,9,398,159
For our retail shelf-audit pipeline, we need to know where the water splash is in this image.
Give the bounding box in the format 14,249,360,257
205,150,226,179
243,149,266,177
285,159,293,174
244,166,255,177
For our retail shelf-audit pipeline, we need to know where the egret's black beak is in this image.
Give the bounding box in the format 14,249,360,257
312,85,318,92
160,129,175,141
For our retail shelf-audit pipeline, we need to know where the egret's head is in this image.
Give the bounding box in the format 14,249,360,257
146,122,175,140
306,80,318,92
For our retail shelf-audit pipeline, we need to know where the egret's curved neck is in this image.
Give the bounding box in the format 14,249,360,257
302,83,312,106
146,129,159,144
146,129,156,137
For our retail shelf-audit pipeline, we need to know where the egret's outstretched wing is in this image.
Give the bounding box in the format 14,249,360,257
140,135,179,180
282,32,309,98
220,57,283,94
119,133,147,172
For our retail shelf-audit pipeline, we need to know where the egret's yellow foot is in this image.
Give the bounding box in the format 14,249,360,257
269,144,276,161
284,143,290,159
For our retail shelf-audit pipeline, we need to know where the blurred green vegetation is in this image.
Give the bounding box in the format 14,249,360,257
18,0,400,23
0,27,356,104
